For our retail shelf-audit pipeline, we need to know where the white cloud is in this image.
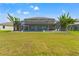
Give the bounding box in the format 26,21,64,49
30,5,34,8
62,9,66,13
30,5,40,11
34,6,39,11
17,10,21,14
23,11,29,15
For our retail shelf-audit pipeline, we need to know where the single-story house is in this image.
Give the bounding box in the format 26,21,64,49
0,22,13,31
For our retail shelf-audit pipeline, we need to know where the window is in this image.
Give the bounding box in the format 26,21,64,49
3,25,5,29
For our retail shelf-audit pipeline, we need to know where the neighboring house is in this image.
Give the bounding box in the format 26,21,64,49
67,20,79,31
20,17,56,31
0,22,13,31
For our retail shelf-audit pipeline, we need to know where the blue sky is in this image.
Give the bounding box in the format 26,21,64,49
0,3,79,23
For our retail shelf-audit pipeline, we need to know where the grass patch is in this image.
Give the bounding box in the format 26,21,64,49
0,31,79,55
68,31,79,35
0,30,12,32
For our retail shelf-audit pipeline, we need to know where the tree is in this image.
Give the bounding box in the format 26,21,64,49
58,13,76,31
7,13,21,31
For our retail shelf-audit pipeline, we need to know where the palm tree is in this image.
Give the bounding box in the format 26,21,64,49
58,13,76,31
7,13,21,31
13,17,21,31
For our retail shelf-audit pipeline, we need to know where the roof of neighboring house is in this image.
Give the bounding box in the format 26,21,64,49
0,22,13,26
22,17,56,24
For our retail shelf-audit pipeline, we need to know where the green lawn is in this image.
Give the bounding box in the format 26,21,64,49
0,31,79,56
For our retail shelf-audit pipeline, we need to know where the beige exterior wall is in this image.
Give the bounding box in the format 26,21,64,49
0,25,13,30
74,22,79,24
